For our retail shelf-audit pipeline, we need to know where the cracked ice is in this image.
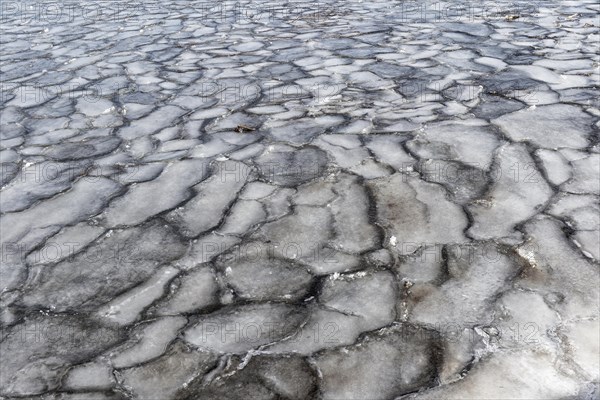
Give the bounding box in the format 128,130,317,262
1,0,599,399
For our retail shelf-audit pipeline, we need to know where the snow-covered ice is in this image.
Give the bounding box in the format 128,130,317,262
1,0,598,398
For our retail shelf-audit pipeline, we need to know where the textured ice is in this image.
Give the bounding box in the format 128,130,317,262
118,341,217,400
369,174,468,254
103,159,209,227
1,315,122,396
219,199,267,235
216,250,313,301
251,205,331,264
118,106,187,140
153,266,219,315
1,161,89,212
420,159,488,204
96,265,179,325
1,177,123,292
493,104,594,149
267,116,345,143
255,144,328,186
175,232,241,268
319,270,396,328
184,303,308,353
176,354,317,400
22,222,186,312
536,149,572,186
315,325,438,399
330,174,379,253
407,350,581,399
2,0,599,397
266,271,397,355
562,153,600,195
515,215,599,318
166,161,248,237
44,137,122,161
468,144,553,240
406,121,500,170
366,135,415,171
409,243,519,328
63,361,115,391
396,245,445,283
110,316,188,368
25,222,105,266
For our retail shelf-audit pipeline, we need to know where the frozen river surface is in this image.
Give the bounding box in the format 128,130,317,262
1,0,599,398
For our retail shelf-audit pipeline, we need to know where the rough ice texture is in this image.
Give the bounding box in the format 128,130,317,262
2,0,598,398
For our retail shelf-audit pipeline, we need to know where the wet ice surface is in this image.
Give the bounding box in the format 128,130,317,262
0,0,599,398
